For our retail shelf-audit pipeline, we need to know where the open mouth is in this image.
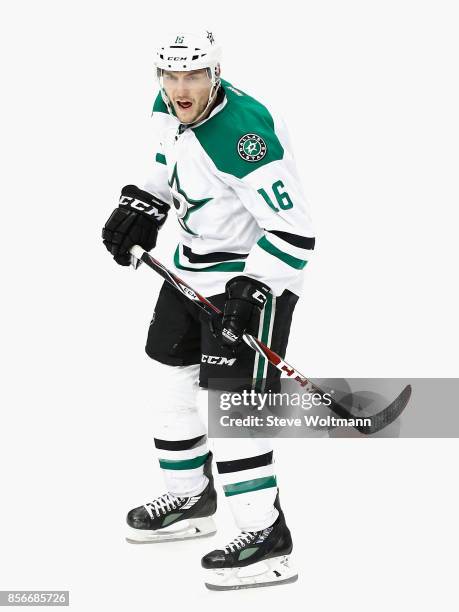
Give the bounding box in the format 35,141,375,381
176,101,193,110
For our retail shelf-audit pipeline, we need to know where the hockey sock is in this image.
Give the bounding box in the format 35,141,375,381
155,434,209,496
214,439,278,531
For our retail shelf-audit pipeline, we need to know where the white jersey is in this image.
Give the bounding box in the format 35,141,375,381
144,79,315,298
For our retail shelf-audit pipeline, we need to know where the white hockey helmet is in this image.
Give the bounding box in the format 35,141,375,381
154,31,222,124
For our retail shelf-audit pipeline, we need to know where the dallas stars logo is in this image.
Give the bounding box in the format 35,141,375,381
168,163,212,235
206,31,215,45
237,133,268,162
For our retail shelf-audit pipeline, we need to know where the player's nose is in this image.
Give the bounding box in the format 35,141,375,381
175,80,190,97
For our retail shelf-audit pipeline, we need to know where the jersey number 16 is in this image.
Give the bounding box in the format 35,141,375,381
257,180,293,212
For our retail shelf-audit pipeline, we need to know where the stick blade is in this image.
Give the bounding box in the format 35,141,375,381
361,384,412,435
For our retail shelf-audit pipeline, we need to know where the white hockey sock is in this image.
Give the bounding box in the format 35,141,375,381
152,363,209,497
213,437,278,532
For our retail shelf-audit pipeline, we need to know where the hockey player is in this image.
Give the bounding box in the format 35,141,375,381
102,31,315,590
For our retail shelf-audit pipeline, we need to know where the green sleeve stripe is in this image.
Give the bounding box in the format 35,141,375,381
174,245,246,272
155,152,167,165
159,452,208,471
257,235,308,270
223,475,277,497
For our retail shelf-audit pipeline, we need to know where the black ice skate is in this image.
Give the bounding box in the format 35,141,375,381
126,451,217,543
201,493,297,590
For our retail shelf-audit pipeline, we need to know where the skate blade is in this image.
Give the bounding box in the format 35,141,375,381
204,555,298,591
126,516,216,544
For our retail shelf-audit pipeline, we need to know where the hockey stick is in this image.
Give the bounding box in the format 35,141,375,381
130,245,411,435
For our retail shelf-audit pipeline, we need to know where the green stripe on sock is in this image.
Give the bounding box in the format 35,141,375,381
257,235,308,270
155,152,167,165
173,245,246,272
159,452,208,471
223,475,277,497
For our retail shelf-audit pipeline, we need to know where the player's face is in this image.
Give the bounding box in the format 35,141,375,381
162,69,212,123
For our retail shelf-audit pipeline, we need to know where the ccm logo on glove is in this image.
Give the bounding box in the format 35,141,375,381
102,185,170,267
119,194,168,223
252,289,268,306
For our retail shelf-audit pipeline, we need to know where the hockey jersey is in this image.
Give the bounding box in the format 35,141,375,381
144,79,315,298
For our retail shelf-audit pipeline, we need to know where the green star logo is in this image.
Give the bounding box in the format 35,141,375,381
244,140,261,156
168,163,213,235
237,133,267,162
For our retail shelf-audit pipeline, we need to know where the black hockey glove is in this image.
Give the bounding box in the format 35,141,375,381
102,185,170,266
216,276,271,351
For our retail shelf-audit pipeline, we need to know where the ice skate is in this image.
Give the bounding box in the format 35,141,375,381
201,503,297,590
126,451,217,543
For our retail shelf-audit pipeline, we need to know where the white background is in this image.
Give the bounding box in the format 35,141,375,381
1,0,458,610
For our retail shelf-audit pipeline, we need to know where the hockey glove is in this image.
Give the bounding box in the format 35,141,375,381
102,185,170,266
217,276,271,351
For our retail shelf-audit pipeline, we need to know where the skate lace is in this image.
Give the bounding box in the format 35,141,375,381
144,493,184,519
224,531,256,553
